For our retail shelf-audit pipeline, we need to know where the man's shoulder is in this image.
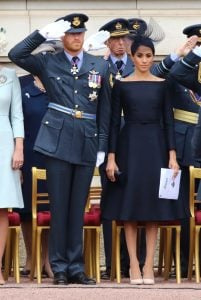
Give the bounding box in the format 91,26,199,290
84,52,108,65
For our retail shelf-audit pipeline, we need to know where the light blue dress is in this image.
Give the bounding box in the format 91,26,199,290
0,68,24,208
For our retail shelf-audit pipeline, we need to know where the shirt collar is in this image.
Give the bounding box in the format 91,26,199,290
64,50,84,63
110,53,127,65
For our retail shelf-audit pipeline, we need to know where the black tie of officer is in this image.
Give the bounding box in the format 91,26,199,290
71,56,79,74
115,60,124,75
72,56,79,67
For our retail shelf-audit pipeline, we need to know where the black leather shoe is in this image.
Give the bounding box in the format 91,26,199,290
68,272,96,285
53,272,68,285
20,269,30,277
101,268,111,280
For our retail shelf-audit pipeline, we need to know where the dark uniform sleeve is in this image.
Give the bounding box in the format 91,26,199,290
96,61,111,153
151,55,176,78
8,30,46,76
170,51,201,94
108,80,122,153
192,108,201,160
162,78,176,150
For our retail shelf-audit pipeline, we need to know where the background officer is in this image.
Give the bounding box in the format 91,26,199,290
169,25,201,277
9,13,111,285
98,18,133,279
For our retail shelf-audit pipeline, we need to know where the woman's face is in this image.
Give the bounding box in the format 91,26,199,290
131,45,154,72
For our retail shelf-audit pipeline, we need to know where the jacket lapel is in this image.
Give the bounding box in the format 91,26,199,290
122,56,134,77
78,52,97,76
108,57,117,75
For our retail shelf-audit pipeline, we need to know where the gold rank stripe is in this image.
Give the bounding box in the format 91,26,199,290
174,109,198,124
110,30,129,37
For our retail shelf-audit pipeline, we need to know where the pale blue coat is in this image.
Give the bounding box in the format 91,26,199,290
0,68,24,208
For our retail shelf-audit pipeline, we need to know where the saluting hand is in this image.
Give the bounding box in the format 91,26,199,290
39,20,71,40
175,35,198,57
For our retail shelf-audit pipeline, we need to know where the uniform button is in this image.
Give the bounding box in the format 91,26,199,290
75,104,79,108
74,90,78,94
45,121,49,124
184,89,188,92
94,133,97,136
57,77,60,80
75,76,78,80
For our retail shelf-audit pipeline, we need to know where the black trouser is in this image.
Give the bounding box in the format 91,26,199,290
46,156,94,276
176,166,190,273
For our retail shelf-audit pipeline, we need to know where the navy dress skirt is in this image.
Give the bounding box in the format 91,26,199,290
101,79,189,222
20,78,49,220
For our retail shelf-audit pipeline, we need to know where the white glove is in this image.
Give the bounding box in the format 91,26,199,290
39,20,71,40
96,151,105,167
83,30,110,52
192,45,201,58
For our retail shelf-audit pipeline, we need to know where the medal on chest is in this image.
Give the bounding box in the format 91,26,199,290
88,70,101,89
89,91,98,101
71,65,79,75
115,71,122,80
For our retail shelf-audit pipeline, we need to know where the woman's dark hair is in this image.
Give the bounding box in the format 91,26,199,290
131,36,155,56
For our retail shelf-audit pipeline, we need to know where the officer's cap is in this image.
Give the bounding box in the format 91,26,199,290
99,18,129,37
128,18,147,36
56,13,88,33
183,24,201,42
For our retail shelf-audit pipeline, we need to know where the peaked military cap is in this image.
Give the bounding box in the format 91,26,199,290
183,24,201,42
56,13,88,33
99,18,129,37
128,18,147,36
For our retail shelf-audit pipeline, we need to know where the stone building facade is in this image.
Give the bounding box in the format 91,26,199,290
0,0,201,72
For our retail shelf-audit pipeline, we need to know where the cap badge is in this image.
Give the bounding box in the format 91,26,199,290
72,17,81,27
115,22,122,30
133,22,140,30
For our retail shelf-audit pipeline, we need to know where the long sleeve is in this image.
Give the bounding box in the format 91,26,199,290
192,108,201,160
170,51,201,94
162,79,176,150
151,55,176,78
10,70,24,138
108,80,122,153
8,30,46,76
96,61,111,153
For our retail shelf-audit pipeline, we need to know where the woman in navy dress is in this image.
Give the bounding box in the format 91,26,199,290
102,36,187,285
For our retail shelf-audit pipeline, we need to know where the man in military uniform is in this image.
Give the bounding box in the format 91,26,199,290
9,13,111,285
168,25,201,277
98,18,134,279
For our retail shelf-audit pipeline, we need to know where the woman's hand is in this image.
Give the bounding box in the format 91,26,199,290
168,150,180,178
106,153,119,182
12,147,24,170
12,138,24,170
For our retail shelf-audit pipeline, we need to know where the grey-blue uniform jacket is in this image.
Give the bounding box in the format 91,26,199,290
8,30,111,166
170,51,201,160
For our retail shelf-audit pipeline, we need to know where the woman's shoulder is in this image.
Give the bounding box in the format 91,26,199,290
1,67,18,80
2,67,16,75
